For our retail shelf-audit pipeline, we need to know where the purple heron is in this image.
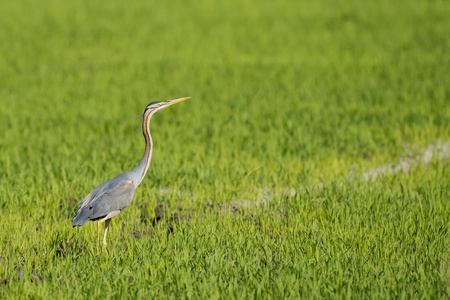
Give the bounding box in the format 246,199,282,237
72,97,190,250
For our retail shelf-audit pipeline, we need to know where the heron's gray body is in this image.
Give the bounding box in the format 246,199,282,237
72,173,136,226
71,97,189,249
72,150,151,227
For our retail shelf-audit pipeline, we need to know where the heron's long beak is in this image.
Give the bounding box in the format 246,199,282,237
163,97,190,107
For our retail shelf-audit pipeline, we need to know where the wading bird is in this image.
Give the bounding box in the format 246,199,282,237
72,97,190,250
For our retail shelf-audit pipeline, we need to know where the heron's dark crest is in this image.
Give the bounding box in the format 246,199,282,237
136,115,143,132
145,101,164,112
140,100,167,131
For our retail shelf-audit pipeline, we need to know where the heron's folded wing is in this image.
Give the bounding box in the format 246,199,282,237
72,175,136,226
88,178,136,219
77,180,109,207
78,191,95,206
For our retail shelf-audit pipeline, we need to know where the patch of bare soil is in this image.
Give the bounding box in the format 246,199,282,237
362,140,450,180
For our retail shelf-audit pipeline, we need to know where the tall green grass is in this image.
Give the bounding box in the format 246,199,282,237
1,0,449,298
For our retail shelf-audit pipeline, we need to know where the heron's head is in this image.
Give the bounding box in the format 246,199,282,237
144,97,190,114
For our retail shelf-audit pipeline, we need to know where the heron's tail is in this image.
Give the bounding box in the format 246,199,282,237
72,207,90,227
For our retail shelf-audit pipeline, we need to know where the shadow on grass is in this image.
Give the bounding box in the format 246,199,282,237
130,200,243,239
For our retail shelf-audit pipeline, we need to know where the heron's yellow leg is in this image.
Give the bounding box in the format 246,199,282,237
97,216,109,253
95,210,120,253
97,220,104,253
102,219,111,247
97,221,101,253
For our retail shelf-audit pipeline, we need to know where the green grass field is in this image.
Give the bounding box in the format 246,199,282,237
1,0,449,298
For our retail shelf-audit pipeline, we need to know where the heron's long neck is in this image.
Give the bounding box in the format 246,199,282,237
130,111,153,187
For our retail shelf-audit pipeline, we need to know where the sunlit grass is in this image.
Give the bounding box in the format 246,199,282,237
0,0,449,298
